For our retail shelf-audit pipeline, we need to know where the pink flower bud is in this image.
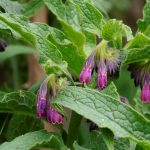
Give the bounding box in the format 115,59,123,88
80,55,95,83
97,60,107,89
47,106,63,124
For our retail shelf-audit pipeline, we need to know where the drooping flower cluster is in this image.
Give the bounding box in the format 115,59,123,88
80,41,120,90
36,76,63,124
128,61,150,102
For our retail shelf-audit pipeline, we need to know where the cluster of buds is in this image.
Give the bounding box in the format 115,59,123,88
80,40,120,90
36,75,64,124
128,61,150,102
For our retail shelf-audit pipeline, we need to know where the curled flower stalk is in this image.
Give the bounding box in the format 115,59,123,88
79,40,120,90
36,75,64,124
128,61,150,102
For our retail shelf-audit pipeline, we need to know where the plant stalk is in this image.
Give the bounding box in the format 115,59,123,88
66,111,82,148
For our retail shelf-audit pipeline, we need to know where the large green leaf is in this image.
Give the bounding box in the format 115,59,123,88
137,0,150,34
6,115,43,141
0,0,21,14
125,33,150,49
0,90,36,116
0,130,66,150
124,46,150,64
0,45,35,63
53,86,150,148
44,0,86,52
0,13,72,79
72,0,104,36
47,27,85,76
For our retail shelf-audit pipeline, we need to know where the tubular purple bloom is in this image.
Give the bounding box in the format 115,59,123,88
47,106,63,124
128,61,150,102
97,60,107,89
36,95,47,118
141,76,150,103
36,80,48,118
80,54,95,83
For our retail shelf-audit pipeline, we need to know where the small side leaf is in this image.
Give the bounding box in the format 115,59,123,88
6,114,43,141
0,130,66,150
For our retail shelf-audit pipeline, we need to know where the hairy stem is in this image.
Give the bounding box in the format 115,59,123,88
66,111,82,148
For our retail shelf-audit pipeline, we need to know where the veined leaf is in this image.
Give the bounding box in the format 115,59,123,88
53,86,150,148
124,46,150,64
0,130,66,150
125,33,150,49
0,0,21,14
137,0,150,34
0,90,36,116
83,31,96,55
72,0,104,36
6,115,43,141
44,0,86,53
102,82,120,100
0,13,72,80
47,27,85,76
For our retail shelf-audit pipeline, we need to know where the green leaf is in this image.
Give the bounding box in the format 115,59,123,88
137,0,150,34
82,131,107,150
102,19,133,48
134,89,150,116
0,13,72,79
73,141,89,150
72,0,104,36
0,0,21,14
102,82,120,100
114,138,131,150
83,31,96,55
101,128,114,150
21,0,44,17
6,115,43,141
47,27,85,76
0,90,36,116
124,46,150,64
0,130,66,150
43,0,86,53
0,45,35,63
53,86,150,148
125,33,150,49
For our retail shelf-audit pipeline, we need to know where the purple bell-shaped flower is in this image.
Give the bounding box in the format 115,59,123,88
80,54,95,83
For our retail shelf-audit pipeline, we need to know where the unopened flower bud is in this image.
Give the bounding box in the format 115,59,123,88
80,55,95,83
36,80,48,118
141,76,150,102
97,60,107,89
47,106,63,124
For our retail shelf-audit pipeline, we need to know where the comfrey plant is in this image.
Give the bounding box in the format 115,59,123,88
1,0,150,150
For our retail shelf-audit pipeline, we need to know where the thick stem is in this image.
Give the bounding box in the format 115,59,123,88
66,111,82,148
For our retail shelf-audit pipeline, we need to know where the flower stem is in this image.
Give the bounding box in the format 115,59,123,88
66,111,82,148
